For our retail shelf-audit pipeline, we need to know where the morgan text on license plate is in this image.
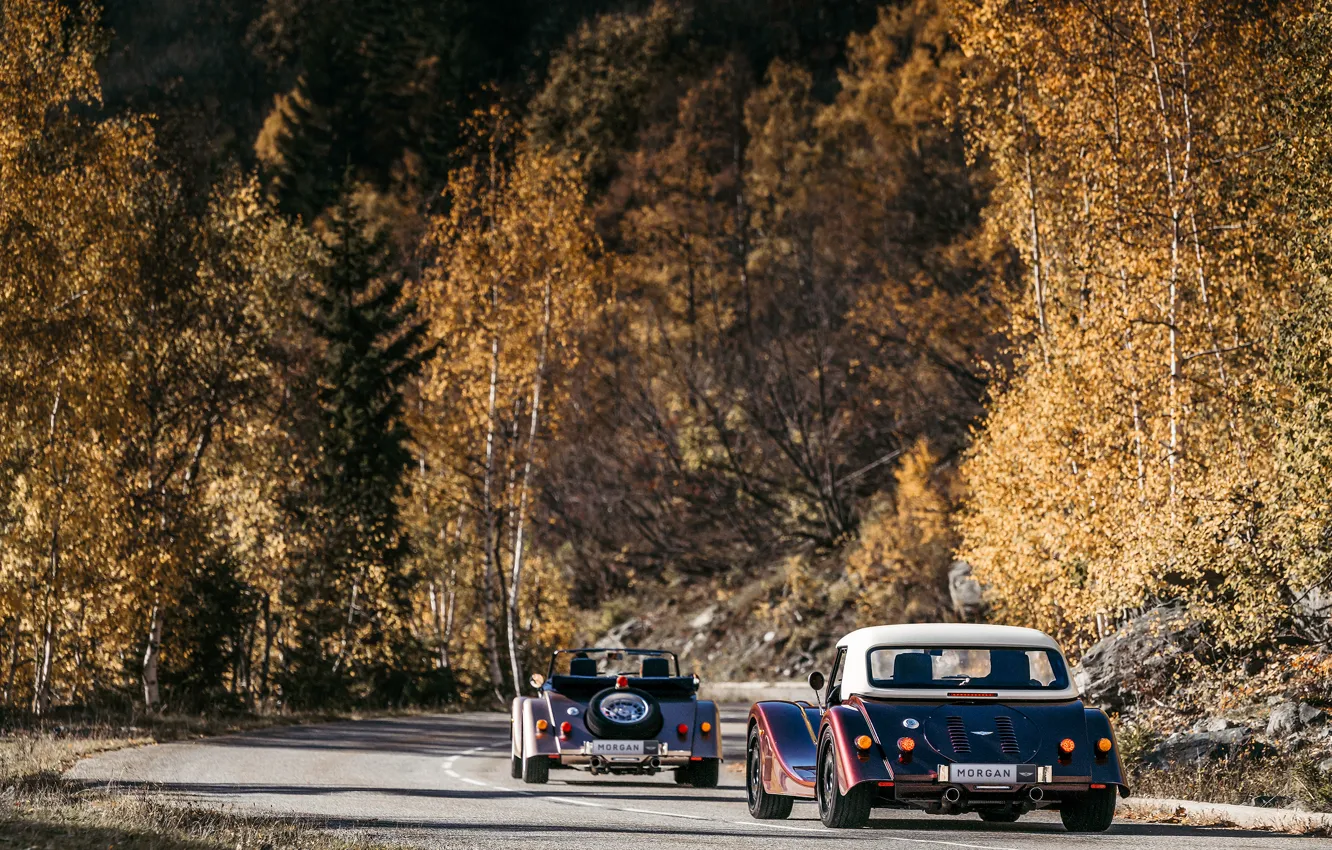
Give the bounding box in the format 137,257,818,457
588,740,646,755
951,764,1029,783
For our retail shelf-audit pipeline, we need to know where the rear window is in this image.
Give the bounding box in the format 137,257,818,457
866,647,1069,690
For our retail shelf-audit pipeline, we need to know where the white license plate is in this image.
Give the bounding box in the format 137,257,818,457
588,740,646,756
950,764,1017,783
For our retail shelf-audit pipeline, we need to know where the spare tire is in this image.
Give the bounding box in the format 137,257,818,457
585,687,664,740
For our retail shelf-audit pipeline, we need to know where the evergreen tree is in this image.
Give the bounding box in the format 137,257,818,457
281,199,433,706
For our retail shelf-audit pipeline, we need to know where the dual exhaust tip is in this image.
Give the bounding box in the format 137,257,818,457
588,755,661,770
940,785,1043,804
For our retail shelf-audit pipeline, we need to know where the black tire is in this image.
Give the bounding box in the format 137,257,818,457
747,728,794,819
678,758,719,788
584,687,664,740
816,732,873,828
1060,787,1116,832
510,753,522,779
522,753,550,784
979,810,1022,824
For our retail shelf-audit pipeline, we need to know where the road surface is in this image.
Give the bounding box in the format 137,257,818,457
68,709,1315,849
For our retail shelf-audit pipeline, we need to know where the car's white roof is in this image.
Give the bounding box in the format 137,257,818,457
834,623,1078,701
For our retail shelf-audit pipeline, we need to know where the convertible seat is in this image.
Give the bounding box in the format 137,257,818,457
893,652,934,685
569,657,599,677
640,657,670,677
983,650,1034,687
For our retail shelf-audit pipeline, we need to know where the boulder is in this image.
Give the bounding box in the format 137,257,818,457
600,617,650,648
1073,603,1200,711
1143,726,1261,767
948,561,985,620
1267,701,1327,737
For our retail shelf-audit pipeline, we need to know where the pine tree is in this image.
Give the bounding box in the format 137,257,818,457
281,198,432,706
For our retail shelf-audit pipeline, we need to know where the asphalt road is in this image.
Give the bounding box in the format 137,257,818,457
67,709,1316,849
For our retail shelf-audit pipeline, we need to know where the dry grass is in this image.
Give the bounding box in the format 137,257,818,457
0,715,405,850
1128,757,1332,812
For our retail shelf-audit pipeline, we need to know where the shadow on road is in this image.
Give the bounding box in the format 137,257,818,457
192,714,508,757
69,778,740,806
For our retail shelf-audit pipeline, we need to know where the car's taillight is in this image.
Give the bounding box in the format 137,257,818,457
616,675,629,688
560,721,572,738
1096,737,1112,755
677,723,689,736
700,722,712,735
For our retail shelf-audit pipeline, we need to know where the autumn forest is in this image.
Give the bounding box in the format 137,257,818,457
4,0,1332,714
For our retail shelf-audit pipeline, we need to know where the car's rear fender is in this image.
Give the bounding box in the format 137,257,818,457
826,701,894,795
687,699,722,759
1084,707,1129,796
749,700,819,797
521,694,559,757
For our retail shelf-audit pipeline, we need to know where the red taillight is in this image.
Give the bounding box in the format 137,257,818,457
677,723,689,736
616,675,629,688
1059,738,1076,754
560,721,572,737
897,737,916,753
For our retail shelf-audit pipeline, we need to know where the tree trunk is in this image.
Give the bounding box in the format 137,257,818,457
479,309,507,701
507,277,552,698
142,597,163,711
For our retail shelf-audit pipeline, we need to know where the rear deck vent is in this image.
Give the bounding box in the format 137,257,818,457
994,716,1020,755
946,716,970,754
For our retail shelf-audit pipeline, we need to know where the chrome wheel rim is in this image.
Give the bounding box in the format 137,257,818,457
747,740,760,807
818,743,835,818
598,692,649,724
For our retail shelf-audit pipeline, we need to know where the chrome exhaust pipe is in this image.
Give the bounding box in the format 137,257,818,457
1028,786,1044,803
648,756,661,769
589,756,603,771
942,786,961,804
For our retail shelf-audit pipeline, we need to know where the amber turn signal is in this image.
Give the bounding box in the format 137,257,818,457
896,736,915,753
536,719,549,732
855,735,873,751
701,722,712,734
1096,737,1113,754
1059,738,1076,754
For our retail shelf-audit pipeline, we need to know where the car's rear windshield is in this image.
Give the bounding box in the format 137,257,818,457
866,646,1069,690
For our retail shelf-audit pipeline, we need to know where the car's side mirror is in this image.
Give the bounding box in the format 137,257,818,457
807,670,826,707
529,673,546,689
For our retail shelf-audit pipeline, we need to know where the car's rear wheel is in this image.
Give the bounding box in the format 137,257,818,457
816,732,872,828
746,728,793,819
676,757,720,788
1060,787,1116,832
522,753,550,784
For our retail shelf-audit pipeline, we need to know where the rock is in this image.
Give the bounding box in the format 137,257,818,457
1143,726,1261,767
1267,701,1325,737
1194,716,1237,734
763,630,777,643
1317,757,1332,776
689,606,716,630
948,561,985,620
600,617,650,648
1073,603,1200,711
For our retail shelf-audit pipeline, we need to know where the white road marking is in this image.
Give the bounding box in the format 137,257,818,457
444,739,1025,850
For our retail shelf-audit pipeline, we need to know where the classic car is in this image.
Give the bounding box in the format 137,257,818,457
746,624,1126,832
510,647,722,786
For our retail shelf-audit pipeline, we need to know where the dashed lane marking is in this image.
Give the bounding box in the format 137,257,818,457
447,741,1027,850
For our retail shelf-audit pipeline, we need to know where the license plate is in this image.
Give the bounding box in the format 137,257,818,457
950,764,1033,783
588,740,647,756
